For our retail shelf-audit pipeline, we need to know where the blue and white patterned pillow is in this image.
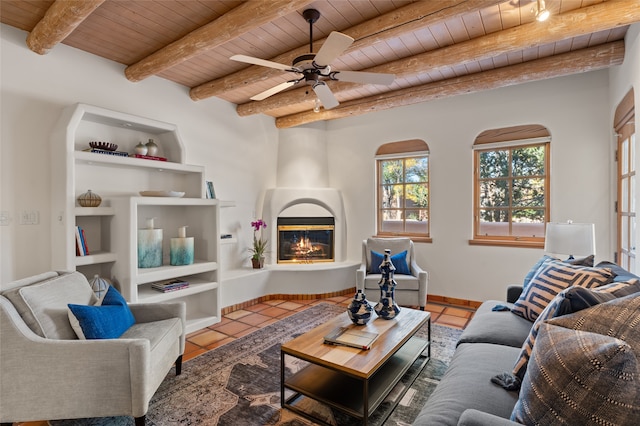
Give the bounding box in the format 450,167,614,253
511,260,613,322
511,279,640,379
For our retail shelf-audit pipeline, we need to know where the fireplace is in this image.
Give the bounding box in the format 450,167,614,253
277,217,335,263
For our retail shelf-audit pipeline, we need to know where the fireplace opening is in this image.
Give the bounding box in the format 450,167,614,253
277,217,335,263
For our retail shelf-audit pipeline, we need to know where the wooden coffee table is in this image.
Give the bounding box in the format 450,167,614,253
280,308,431,425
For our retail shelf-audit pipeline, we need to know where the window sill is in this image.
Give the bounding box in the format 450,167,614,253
469,239,543,249
374,234,432,243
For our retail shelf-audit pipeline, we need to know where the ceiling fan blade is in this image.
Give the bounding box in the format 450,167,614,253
251,81,297,101
313,31,354,66
230,54,296,72
334,70,395,86
312,83,339,110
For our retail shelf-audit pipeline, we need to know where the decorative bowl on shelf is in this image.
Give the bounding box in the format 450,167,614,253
89,141,118,151
77,189,102,207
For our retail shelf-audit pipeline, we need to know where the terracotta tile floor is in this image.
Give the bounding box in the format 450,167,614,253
13,297,475,426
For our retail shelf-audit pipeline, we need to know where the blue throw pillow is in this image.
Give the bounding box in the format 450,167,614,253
370,250,411,275
68,286,135,339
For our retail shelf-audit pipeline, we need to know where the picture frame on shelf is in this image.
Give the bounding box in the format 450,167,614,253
206,181,216,199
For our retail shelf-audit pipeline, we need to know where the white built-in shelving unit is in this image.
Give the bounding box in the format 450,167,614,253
50,103,225,332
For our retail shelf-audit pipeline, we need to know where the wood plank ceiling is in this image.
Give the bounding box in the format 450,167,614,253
1,0,638,128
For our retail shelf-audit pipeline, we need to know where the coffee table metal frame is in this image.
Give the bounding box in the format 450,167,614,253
280,309,431,425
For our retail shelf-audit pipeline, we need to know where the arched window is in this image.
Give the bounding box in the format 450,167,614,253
376,140,430,242
471,125,550,248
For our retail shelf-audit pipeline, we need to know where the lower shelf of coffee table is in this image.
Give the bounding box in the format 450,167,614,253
283,336,429,419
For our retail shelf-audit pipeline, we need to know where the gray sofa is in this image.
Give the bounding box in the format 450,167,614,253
0,271,186,426
413,260,640,426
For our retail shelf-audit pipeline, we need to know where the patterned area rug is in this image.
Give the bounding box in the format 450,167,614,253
50,303,462,426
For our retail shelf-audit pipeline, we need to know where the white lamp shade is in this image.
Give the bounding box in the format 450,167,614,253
544,222,595,258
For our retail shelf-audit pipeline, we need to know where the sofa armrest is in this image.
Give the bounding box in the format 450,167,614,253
129,301,185,325
411,259,428,307
129,301,186,353
458,409,519,426
506,285,523,303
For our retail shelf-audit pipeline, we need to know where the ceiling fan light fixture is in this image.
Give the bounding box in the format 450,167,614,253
536,0,550,21
314,98,321,113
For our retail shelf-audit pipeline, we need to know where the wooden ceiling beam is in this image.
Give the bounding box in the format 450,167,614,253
238,0,640,117
274,41,625,129
189,0,503,101
124,0,314,83
26,0,105,55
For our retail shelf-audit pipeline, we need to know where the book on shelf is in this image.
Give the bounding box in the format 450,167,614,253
83,148,130,158
206,181,216,199
75,226,90,256
132,154,167,161
151,278,189,293
324,326,379,350
80,227,90,255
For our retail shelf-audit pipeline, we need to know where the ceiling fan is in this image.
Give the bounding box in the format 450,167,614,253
230,8,395,110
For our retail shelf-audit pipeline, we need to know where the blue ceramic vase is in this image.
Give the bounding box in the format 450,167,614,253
347,289,373,325
374,249,401,319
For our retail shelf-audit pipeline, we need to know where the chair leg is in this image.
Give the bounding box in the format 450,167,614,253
175,355,183,376
134,415,145,426
420,306,425,311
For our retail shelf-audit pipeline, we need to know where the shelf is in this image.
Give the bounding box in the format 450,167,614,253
135,260,218,285
75,251,117,266
52,103,222,333
138,280,219,303
75,207,115,216
133,196,217,206
74,151,202,174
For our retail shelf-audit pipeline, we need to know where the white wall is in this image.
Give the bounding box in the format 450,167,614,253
326,68,618,302
0,24,278,282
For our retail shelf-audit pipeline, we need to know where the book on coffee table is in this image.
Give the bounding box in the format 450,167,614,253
323,326,379,350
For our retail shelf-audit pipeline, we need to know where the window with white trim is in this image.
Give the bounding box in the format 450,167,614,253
376,140,430,242
472,125,550,248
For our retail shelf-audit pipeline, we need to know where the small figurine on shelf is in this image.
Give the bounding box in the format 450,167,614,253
145,139,159,156
134,142,148,155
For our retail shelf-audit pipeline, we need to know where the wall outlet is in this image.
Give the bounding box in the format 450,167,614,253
20,210,39,225
0,211,10,226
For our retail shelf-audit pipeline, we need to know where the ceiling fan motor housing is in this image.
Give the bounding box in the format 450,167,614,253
293,53,316,70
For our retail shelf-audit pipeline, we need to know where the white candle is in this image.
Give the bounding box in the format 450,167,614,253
146,218,155,229
178,226,187,238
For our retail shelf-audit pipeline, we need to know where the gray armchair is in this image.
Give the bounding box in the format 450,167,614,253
356,237,428,310
0,271,185,426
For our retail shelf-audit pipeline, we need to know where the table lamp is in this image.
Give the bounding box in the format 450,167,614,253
544,221,595,259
